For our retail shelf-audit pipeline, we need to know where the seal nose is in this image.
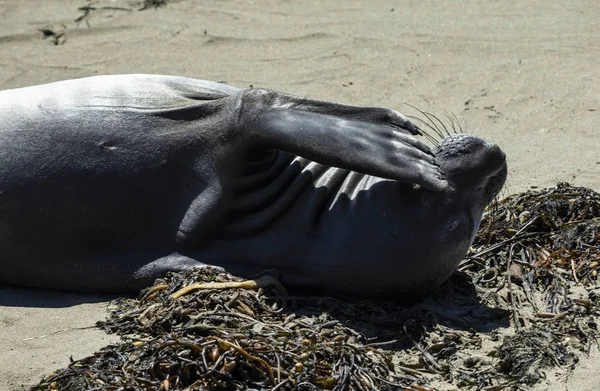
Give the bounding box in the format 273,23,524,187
490,144,506,161
486,144,507,177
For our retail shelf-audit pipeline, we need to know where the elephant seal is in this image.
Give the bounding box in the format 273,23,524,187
0,74,506,298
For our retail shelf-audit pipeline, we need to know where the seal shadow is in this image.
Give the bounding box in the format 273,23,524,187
277,272,510,351
0,285,121,308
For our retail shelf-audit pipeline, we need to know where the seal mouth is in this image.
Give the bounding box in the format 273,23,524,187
480,144,507,203
485,161,507,203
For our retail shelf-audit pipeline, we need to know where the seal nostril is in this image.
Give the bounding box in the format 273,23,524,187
491,144,504,156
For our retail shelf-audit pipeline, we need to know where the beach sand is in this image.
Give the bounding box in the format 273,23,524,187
0,0,598,389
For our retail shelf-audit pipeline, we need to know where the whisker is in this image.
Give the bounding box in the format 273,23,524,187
413,121,441,147
402,103,471,146
442,112,460,134
404,103,446,139
424,111,452,137
406,115,443,146
422,132,441,147
455,113,465,133
443,113,456,133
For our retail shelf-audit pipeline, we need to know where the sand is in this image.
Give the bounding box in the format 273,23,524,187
0,0,598,389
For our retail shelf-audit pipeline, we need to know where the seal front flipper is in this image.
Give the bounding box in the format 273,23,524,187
134,253,224,287
176,181,224,249
240,89,447,191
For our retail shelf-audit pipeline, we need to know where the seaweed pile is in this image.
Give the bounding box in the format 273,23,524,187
460,182,600,387
33,183,599,391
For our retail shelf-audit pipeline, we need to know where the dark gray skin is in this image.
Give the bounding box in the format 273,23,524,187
0,74,506,298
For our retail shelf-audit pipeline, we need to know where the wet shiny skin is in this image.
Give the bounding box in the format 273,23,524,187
0,75,506,297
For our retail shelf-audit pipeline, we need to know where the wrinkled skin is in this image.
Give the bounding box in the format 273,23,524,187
0,75,506,297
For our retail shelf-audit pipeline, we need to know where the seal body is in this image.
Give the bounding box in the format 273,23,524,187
0,75,506,297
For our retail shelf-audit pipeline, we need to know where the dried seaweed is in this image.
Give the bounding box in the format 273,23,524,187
38,26,66,45
33,184,600,391
495,329,573,385
138,0,171,11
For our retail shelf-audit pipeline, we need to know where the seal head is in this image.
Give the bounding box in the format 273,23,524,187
435,133,507,206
